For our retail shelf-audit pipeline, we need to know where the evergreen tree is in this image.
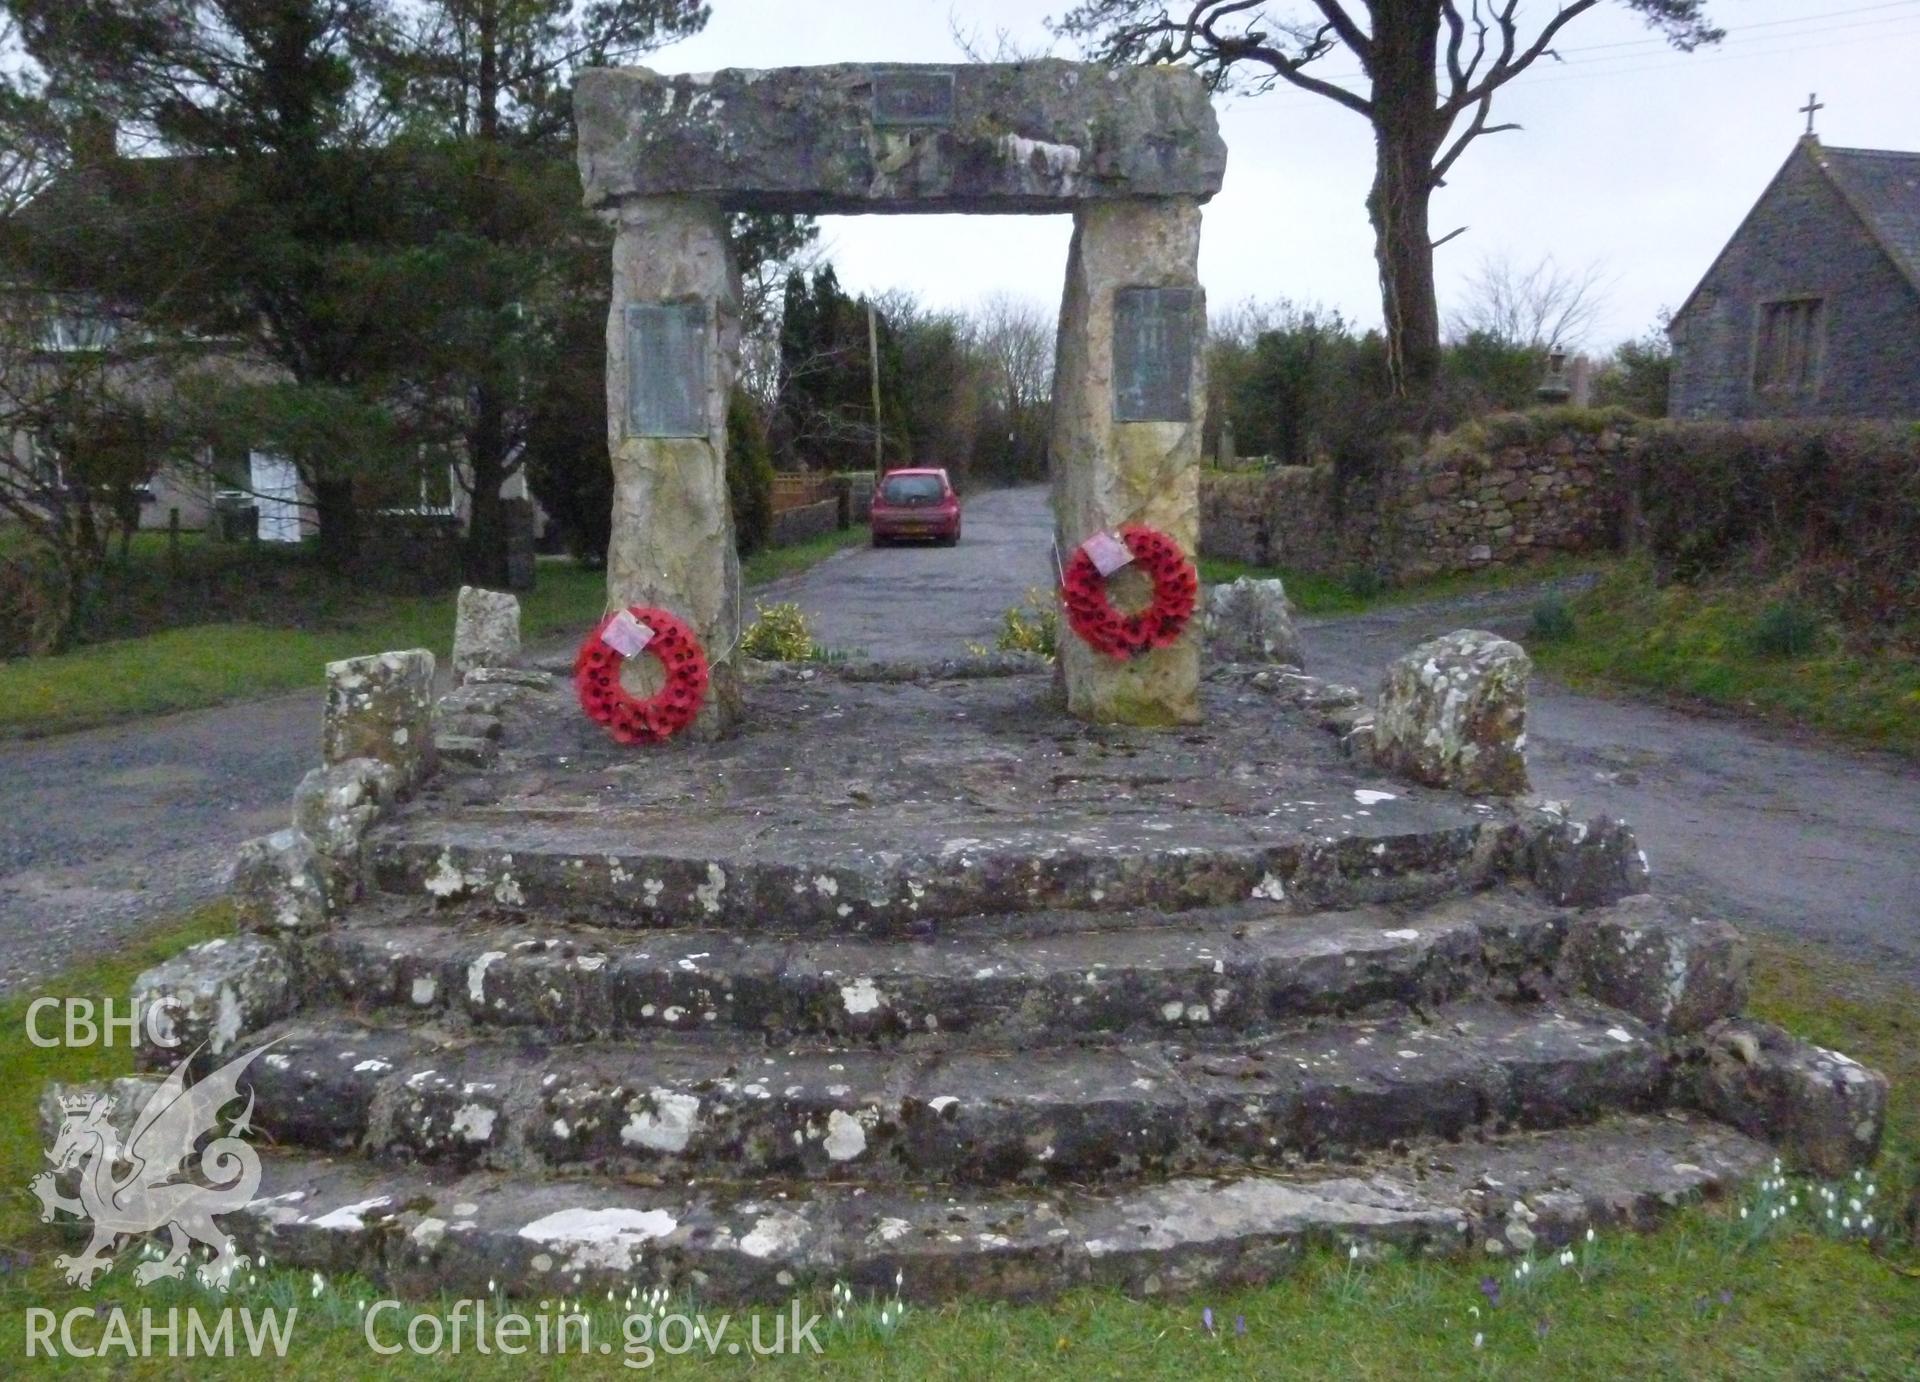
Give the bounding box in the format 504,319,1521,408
359,0,711,583
3,0,416,564
773,265,905,473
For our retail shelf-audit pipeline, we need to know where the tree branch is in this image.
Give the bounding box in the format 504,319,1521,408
1451,0,1599,111
1308,0,1371,68
1211,26,1370,117
1433,92,1521,185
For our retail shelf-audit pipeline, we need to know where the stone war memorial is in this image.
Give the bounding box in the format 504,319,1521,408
577,60,1224,728
56,62,1887,1307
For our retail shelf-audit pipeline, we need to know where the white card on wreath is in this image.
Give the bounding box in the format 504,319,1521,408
1081,530,1133,577
601,610,656,657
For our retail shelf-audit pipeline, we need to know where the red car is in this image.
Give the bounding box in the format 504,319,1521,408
869,467,962,546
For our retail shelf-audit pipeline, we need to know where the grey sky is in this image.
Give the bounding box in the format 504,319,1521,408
645,0,1918,349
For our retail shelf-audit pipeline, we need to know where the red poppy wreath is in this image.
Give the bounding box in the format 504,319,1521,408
573,606,710,745
1060,524,1199,660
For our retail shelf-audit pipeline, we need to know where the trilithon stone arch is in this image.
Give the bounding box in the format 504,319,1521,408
574,61,1228,730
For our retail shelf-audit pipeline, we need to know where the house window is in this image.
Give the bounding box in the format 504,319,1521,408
27,433,62,490
211,443,251,492
1753,298,1823,395
39,313,119,353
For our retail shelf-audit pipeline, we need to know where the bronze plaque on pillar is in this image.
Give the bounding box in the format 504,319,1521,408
1113,287,1197,422
627,301,709,438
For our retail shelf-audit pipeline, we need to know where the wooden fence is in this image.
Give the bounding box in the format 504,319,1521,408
771,474,838,512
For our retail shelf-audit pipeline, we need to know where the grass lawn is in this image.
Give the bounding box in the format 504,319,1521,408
0,912,1913,1378
1197,553,1611,618
1531,558,1920,758
0,528,866,739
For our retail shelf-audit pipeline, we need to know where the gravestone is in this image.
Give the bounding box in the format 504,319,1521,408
575,61,1225,727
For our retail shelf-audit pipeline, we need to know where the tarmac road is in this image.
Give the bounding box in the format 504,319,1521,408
755,483,1060,660
1304,583,1920,985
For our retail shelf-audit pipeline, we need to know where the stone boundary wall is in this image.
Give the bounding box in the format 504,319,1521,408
1201,412,1637,581
769,497,841,548
837,473,875,523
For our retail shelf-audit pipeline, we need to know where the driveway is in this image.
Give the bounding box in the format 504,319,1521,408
3,481,1915,992
0,691,318,993
1304,585,1920,984
756,485,1057,659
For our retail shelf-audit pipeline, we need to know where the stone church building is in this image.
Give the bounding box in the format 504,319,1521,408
1667,136,1920,420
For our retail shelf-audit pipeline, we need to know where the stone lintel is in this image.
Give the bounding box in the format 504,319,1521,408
576,61,1226,214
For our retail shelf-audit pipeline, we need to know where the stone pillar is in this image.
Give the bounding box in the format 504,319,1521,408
1050,199,1206,726
605,196,744,735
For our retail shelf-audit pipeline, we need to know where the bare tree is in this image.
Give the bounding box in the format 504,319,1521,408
1052,1,1721,399
0,287,189,652
974,293,1056,419
1448,252,1610,349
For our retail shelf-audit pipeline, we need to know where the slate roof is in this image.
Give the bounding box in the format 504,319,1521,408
1670,138,1920,327
1816,144,1920,298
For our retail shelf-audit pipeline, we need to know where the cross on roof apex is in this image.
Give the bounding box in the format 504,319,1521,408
1800,92,1825,137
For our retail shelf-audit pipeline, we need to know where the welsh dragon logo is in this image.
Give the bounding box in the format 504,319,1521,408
31,1043,273,1290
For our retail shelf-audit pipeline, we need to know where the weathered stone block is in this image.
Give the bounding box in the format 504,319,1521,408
231,829,330,935
293,758,401,861
435,733,499,770
1680,1019,1888,1176
577,62,1226,215
1372,630,1531,795
451,586,521,679
38,1076,165,1153
1560,896,1750,1034
131,936,292,1066
324,649,437,786
290,758,400,908
438,711,504,741
1530,812,1652,907
1205,577,1303,668
462,666,555,690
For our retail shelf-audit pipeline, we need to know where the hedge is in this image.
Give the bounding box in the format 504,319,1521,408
1634,420,1920,639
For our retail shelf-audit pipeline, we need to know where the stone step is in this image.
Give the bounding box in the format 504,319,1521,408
238,999,1666,1186
307,893,1569,1045
365,814,1536,936
231,1113,1767,1303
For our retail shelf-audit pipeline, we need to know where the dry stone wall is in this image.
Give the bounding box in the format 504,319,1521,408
1201,411,1636,580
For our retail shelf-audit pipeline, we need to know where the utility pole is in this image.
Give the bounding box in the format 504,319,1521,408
867,300,883,482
